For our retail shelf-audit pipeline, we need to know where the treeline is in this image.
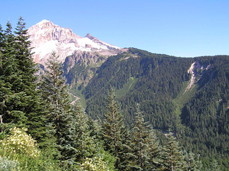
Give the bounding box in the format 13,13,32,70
0,18,203,170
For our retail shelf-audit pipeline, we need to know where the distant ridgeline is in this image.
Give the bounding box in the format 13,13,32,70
67,48,229,168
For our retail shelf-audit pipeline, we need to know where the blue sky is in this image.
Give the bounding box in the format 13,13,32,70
1,0,229,57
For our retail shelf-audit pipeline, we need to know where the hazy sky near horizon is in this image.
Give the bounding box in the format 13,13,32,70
1,0,229,57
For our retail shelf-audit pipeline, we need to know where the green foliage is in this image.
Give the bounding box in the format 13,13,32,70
102,91,125,153
0,127,40,158
0,127,61,171
0,18,49,147
0,157,19,171
84,48,192,129
40,52,77,164
115,77,137,99
80,156,114,171
101,90,131,170
0,150,61,171
161,133,186,170
159,133,203,171
72,103,97,162
128,104,161,170
83,48,229,169
179,57,229,169
79,149,116,171
183,151,202,171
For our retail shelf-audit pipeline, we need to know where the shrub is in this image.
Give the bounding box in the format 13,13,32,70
80,156,111,171
0,156,19,170
80,149,116,171
0,127,40,158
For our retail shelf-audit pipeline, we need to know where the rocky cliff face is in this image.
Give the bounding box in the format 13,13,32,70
28,19,123,65
185,61,212,91
63,51,106,86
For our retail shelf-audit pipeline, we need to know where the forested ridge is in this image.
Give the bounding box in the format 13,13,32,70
82,49,229,170
0,19,228,170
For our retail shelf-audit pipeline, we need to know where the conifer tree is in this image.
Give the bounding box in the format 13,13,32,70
161,133,186,171
0,52,6,122
102,91,123,153
129,104,161,170
40,52,77,165
209,159,220,171
101,90,131,170
13,18,48,144
0,19,44,136
0,19,48,144
0,26,6,123
0,22,24,125
72,103,97,162
14,17,37,80
0,25,4,50
183,151,202,171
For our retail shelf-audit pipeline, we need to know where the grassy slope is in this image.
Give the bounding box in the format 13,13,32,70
115,77,137,99
69,86,87,109
173,81,197,116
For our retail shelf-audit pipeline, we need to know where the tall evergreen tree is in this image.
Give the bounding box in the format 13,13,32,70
161,133,186,171
183,151,202,171
40,52,77,165
101,90,131,170
208,159,220,171
129,104,161,170
14,17,37,80
0,22,23,125
13,18,48,144
72,103,97,162
0,19,48,144
0,25,4,51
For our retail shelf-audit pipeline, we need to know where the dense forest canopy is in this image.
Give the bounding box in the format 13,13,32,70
82,48,229,170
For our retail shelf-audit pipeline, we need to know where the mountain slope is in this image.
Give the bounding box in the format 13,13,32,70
83,48,229,168
28,20,126,91
84,48,193,125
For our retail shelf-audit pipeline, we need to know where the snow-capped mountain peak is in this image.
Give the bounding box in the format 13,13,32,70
36,19,53,26
28,20,122,65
